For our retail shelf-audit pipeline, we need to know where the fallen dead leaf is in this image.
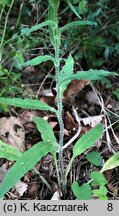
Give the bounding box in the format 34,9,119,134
20,110,42,134
43,115,58,129
81,115,104,127
49,121,57,129
64,128,70,136
12,181,28,197
20,110,40,124
26,180,38,199
0,116,25,152
64,111,78,131
40,96,55,107
63,80,90,99
0,163,7,184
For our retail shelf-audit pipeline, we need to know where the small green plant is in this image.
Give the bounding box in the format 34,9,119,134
0,0,117,199
72,150,108,200
72,171,108,200
86,151,103,167
72,149,119,200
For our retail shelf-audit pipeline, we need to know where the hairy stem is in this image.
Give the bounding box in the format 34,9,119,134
53,152,61,188
54,35,64,189
49,0,64,191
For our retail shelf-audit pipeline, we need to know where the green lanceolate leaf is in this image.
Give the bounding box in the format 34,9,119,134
48,0,59,23
65,124,103,179
91,171,108,186
21,20,53,35
0,140,22,161
0,98,57,113
72,69,117,81
0,141,51,198
86,151,103,166
67,0,82,19
23,55,55,67
33,117,60,153
101,151,119,173
72,181,92,200
33,117,56,143
59,55,74,95
60,55,74,78
59,20,97,33
60,67,117,94
73,124,103,157
48,0,60,46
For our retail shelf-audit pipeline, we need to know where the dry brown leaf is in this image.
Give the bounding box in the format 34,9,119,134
40,96,55,107
20,110,40,133
81,115,104,127
0,116,25,152
64,128,70,136
49,121,57,129
26,181,38,198
63,80,90,99
20,110,40,124
64,111,78,131
13,181,28,197
0,164,7,184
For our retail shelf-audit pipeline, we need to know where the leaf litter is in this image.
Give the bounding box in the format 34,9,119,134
0,116,25,152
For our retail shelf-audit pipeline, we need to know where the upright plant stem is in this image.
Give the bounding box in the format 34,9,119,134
49,0,64,191
54,34,64,189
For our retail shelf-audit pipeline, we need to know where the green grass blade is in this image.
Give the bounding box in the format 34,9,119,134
23,55,55,67
101,152,119,172
67,1,82,19
0,141,51,198
0,98,57,113
0,140,22,161
73,124,103,157
59,20,97,33
21,20,53,35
